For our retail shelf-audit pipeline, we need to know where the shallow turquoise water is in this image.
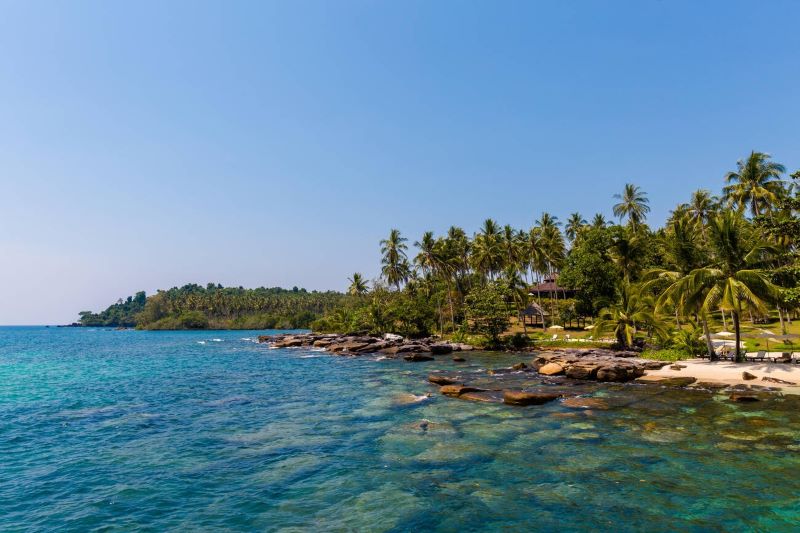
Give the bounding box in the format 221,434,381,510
2,327,800,531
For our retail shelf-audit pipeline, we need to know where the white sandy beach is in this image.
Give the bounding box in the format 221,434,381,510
645,358,800,394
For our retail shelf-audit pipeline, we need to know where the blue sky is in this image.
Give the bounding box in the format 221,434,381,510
1,0,799,324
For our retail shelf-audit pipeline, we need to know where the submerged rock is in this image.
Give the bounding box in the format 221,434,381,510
404,353,434,362
428,374,462,386
440,385,486,397
503,391,562,406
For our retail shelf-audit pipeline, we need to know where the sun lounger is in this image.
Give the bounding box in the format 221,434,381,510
745,351,766,362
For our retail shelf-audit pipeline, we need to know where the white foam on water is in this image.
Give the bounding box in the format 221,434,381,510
197,341,206,345
211,338,223,342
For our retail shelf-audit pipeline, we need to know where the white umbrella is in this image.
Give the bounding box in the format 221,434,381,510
584,325,595,330
549,325,564,330
713,331,735,337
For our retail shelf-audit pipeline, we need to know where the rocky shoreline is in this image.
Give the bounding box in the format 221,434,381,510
258,333,781,403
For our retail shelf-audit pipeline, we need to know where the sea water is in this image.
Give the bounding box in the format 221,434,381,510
1,327,799,531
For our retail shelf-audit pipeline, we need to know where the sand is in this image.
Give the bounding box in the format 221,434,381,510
645,358,800,394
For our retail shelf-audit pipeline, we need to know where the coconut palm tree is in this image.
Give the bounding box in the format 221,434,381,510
565,212,587,242
595,283,669,349
613,183,650,227
723,151,786,217
413,231,437,277
678,212,780,362
347,273,369,296
380,229,410,290
687,189,719,225
591,213,610,229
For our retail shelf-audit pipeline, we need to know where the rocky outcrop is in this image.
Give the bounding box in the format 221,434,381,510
440,385,486,397
532,350,661,383
257,333,475,358
742,371,757,381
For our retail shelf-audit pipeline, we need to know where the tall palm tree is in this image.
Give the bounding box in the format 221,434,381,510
413,231,437,276
613,183,650,227
347,273,369,296
565,212,587,242
678,212,779,362
723,151,786,217
380,229,410,290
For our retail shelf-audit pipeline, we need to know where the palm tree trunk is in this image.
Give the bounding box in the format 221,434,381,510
702,314,716,360
720,308,727,330
778,307,786,335
732,310,743,363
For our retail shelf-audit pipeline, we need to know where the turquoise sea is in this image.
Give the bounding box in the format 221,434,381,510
2,327,800,531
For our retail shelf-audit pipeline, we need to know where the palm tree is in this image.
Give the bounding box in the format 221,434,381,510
687,189,719,226
609,228,646,283
471,219,503,279
595,283,669,349
565,212,587,242
413,231,437,276
723,151,786,217
613,183,650,227
347,273,369,296
678,212,779,362
380,229,410,290
591,213,609,229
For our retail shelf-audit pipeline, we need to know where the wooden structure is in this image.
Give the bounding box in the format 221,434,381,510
528,275,576,299
519,302,548,329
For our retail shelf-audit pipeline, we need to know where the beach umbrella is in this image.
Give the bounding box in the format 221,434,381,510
713,331,735,337
584,325,595,330
549,325,564,330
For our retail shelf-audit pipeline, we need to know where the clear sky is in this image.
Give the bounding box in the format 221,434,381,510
1,0,799,324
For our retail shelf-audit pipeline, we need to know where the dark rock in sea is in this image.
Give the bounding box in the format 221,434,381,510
692,381,729,390
452,356,466,362
742,371,757,381
503,390,562,406
430,343,453,355
729,392,761,403
404,353,434,362
562,396,608,409
459,391,497,403
511,362,528,371
428,374,462,386
440,385,486,397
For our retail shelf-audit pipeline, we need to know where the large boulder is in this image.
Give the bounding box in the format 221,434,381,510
503,391,562,406
430,343,454,355
742,371,757,381
538,362,564,376
566,364,600,380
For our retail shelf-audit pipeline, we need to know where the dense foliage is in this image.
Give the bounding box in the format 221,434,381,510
315,151,800,355
79,284,345,330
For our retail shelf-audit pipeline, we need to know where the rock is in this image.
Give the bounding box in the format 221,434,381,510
428,374,462,386
404,353,434,362
742,371,757,381
566,364,600,380
457,344,475,351
693,381,729,390
313,339,332,348
392,393,431,406
452,356,466,362
635,375,697,387
511,362,528,371
762,376,796,385
596,365,633,382
459,391,497,403
670,364,686,370
440,385,486,397
397,344,429,353
503,391,562,406
537,362,564,376
430,344,453,355
562,397,609,409
729,392,761,403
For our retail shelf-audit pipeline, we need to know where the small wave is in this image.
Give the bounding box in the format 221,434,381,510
300,354,324,358
211,338,223,342
197,341,206,345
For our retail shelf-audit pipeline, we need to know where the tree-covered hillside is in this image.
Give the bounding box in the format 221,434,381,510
79,284,345,330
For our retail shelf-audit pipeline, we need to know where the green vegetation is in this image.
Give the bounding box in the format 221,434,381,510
315,151,800,355
79,284,345,330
